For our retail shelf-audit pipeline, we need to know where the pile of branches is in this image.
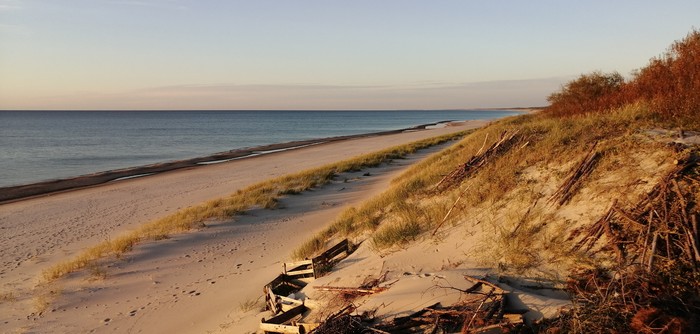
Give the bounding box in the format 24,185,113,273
545,266,698,333
435,130,520,192
572,153,700,267
372,296,519,333
548,141,601,206
561,151,700,333
311,276,522,334
371,278,520,334
310,307,369,334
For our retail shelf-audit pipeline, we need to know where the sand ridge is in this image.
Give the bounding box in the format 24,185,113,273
0,121,487,333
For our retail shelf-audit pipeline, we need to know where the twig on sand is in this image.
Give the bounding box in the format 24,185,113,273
432,184,472,236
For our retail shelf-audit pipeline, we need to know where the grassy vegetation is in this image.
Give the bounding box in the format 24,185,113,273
40,29,700,333
292,140,472,258
238,296,263,313
546,29,700,129
293,102,675,260
32,285,62,314
42,130,468,282
292,30,700,333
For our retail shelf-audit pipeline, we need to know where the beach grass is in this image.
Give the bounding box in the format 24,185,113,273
238,296,263,313
293,101,678,260
32,285,62,314
42,130,470,282
292,31,700,331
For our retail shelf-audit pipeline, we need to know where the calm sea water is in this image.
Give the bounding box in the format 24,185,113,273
0,110,519,187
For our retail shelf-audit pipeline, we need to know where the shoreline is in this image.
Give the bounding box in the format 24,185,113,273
0,120,489,333
0,121,451,204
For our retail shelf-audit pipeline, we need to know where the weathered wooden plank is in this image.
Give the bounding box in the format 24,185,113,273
284,260,313,269
263,304,307,325
322,239,349,259
286,268,314,276
265,286,279,314
283,259,315,278
259,322,302,334
463,276,505,295
265,274,306,294
297,322,320,333
278,295,304,312
308,239,351,278
313,285,387,294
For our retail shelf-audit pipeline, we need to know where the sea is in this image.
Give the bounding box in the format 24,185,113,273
0,110,520,188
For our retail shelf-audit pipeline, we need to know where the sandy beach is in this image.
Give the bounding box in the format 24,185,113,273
0,121,488,333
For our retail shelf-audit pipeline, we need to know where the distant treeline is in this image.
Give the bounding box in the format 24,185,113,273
546,30,700,126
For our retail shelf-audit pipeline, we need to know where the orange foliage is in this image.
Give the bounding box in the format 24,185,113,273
624,30,700,119
546,71,624,117
545,30,700,123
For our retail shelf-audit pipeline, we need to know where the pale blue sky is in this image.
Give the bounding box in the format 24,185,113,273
0,0,698,109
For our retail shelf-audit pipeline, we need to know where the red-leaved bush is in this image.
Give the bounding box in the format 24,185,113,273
546,30,700,124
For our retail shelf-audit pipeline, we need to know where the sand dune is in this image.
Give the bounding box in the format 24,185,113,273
0,121,486,333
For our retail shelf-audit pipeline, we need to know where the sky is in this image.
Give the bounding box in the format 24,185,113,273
0,1,698,110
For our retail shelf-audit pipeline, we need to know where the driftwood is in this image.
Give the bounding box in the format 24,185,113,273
260,303,309,334
509,198,540,238
435,130,520,192
570,153,700,269
313,286,388,295
431,184,471,236
557,153,700,332
308,275,520,333
549,141,600,206
309,305,370,334
368,276,519,334
372,297,520,333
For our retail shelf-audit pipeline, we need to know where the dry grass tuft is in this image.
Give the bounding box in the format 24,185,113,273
32,286,62,314
239,296,263,313
87,264,107,281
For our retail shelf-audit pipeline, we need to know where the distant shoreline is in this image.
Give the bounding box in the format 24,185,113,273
0,120,453,204
481,107,544,113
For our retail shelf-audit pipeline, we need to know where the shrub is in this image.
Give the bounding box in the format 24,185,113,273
546,71,625,117
624,30,700,123
546,29,700,129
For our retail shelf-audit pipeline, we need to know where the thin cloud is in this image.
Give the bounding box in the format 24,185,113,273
1,77,566,110
105,0,188,10
139,83,388,94
0,0,21,11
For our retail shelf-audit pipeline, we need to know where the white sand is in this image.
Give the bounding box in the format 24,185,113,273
0,121,488,333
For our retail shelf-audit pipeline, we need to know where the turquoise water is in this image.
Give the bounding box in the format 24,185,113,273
0,110,519,187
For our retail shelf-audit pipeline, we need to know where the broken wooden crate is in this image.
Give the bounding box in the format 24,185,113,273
263,274,307,315
260,239,353,333
282,239,351,279
260,303,318,334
